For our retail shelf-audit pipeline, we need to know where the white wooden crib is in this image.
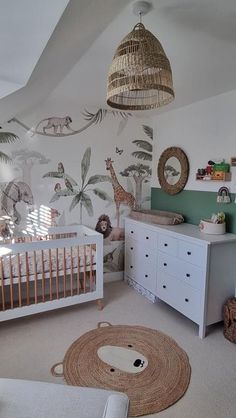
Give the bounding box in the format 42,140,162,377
0,225,103,322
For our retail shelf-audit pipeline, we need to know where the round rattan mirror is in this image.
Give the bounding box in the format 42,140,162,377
157,147,189,195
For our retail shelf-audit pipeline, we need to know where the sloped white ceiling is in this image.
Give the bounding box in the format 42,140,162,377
0,0,132,123
1,0,236,122
50,0,236,113
0,0,70,99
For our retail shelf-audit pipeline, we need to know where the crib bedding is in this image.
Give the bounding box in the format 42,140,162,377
0,245,95,280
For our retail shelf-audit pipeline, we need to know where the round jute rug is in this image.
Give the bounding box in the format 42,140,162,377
51,323,191,416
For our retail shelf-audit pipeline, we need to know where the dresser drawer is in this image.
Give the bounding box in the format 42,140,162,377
125,221,157,246
138,267,156,294
178,240,206,266
158,251,178,277
158,252,205,290
157,272,201,324
125,239,137,279
138,227,157,248
158,234,178,256
125,221,139,240
138,250,157,293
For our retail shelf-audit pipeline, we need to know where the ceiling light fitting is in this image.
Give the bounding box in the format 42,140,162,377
106,1,174,111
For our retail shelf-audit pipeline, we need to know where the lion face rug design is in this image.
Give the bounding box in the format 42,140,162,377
51,323,191,417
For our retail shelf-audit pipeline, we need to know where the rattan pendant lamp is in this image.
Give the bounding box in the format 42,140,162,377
107,1,174,111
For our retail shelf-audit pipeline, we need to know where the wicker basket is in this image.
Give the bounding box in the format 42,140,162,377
223,297,236,343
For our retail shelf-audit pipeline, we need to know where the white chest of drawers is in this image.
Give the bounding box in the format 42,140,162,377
125,218,236,338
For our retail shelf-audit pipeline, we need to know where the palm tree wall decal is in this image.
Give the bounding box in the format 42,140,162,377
0,130,19,163
131,125,153,161
43,147,112,224
120,125,153,209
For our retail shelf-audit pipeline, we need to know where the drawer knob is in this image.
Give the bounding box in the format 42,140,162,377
187,251,191,255
164,243,168,247
145,274,148,278
130,247,133,250
131,230,134,234
185,298,189,302
163,285,166,289
164,262,167,266
130,265,133,269
186,273,190,278
146,236,149,240
145,254,149,258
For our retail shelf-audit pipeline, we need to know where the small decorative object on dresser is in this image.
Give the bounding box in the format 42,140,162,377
223,298,236,343
199,212,226,235
125,217,236,338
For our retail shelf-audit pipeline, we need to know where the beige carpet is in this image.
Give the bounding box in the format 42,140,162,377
0,281,235,418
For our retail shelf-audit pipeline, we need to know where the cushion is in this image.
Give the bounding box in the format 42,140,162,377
130,209,184,225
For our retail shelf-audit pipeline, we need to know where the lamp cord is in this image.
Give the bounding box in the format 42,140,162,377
139,11,142,23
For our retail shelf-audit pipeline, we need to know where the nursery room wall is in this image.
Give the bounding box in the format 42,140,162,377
151,89,236,233
0,102,153,281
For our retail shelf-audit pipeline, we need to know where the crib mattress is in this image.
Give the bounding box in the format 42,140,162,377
0,246,95,280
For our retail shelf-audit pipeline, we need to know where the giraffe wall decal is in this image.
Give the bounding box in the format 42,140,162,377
105,158,136,227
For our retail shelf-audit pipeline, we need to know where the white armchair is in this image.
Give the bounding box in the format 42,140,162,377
0,378,129,418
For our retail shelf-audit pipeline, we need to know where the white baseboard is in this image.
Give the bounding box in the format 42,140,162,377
104,271,124,283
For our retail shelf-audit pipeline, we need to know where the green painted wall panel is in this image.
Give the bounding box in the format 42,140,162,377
151,188,236,233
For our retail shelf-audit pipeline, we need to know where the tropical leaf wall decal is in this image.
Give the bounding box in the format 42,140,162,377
80,193,93,217
69,193,82,211
0,131,19,164
43,172,78,186
92,188,113,202
50,189,76,203
132,140,153,152
81,147,91,186
131,151,152,161
87,175,111,185
142,125,153,140
131,125,153,164
0,132,19,143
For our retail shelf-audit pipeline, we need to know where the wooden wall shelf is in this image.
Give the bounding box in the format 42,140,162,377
196,172,231,181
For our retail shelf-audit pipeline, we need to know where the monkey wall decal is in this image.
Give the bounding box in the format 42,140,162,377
65,178,74,192
57,162,65,174
54,183,62,193
34,116,74,135
8,108,132,138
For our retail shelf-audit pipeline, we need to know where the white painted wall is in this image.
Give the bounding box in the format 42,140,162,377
152,89,236,194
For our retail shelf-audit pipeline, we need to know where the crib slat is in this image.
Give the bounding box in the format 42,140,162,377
63,247,66,297
70,247,73,296
83,246,86,293
9,255,14,309
0,257,5,311
17,253,22,307
56,248,59,299
89,244,93,292
41,250,45,302
25,252,30,305
49,249,52,301
77,246,80,295
33,251,37,304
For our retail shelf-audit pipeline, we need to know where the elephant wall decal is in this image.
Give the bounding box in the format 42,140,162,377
1,181,34,225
